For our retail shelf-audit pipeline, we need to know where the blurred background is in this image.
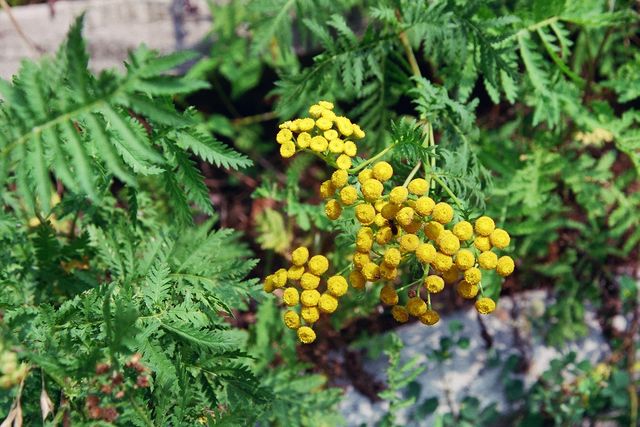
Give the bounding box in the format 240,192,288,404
1,1,639,426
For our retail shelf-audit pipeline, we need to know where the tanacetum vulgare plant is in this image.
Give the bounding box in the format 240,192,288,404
263,102,515,343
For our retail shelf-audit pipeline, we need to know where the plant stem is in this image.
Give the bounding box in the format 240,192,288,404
232,111,278,126
402,161,422,187
431,174,465,211
348,143,397,174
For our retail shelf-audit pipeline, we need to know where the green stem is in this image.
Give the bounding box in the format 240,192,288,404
431,174,465,211
348,143,397,174
402,161,422,187
426,121,436,195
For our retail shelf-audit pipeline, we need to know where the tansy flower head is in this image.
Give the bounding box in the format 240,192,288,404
474,216,495,236
297,326,317,344
301,289,321,306
391,305,409,323
452,220,473,241
420,310,440,325
355,204,376,225
432,202,454,224
436,230,460,255
489,228,510,249
383,247,402,267
318,293,338,313
283,311,300,329
325,199,342,220
283,287,300,306
349,270,366,289
399,234,420,252
425,275,445,293
331,169,348,188
455,249,475,270
407,178,429,195
292,247,309,266
327,275,348,297
301,306,320,323
380,284,399,306
339,186,358,205
474,236,492,252
308,255,329,275
362,179,384,201
478,251,498,270
457,280,479,299
415,196,435,216
372,161,393,182
389,186,409,204
407,297,427,317
416,243,437,264
464,267,482,285
496,256,515,277
300,272,320,289
475,297,496,315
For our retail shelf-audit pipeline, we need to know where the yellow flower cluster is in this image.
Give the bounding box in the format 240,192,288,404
275,101,365,170
264,102,515,344
263,247,348,344
321,160,514,325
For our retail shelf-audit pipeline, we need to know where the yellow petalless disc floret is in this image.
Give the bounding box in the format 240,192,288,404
318,293,338,313
407,178,429,195
437,230,460,255
425,275,445,293
424,221,444,241
391,305,409,323
308,255,329,275
280,141,296,158
496,256,515,277
457,280,479,299
475,297,497,315
389,186,408,204
301,306,320,323
325,199,342,220
283,311,300,329
339,186,358,205
349,270,366,289
319,180,335,199
362,179,384,201
420,310,440,325
490,229,510,249
283,287,299,306
331,170,348,188
292,246,309,266
455,249,475,271
415,197,435,216
355,204,376,225
380,284,399,306
383,247,402,267
362,262,380,281
452,221,474,241
300,272,320,290
464,267,482,285
297,326,317,344
474,236,492,252
327,275,348,297
288,265,304,280
432,252,453,272
478,251,498,270
399,234,420,252
372,161,393,182
475,216,495,236
336,154,352,170
300,289,321,306
432,202,454,224
276,129,292,144
344,141,357,156
416,243,437,264
407,297,427,317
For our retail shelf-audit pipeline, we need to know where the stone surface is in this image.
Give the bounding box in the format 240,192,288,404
0,0,211,79
339,290,609,426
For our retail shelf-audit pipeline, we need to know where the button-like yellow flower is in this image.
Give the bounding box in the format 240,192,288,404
416,243,437,264
301,306,320,323
301,289,321,306
288,265,305,280
376,226,394,245
335,116,353,136
379,263,398,280
414,196,435,216
362,179,384,201
478,251,498,270
381,203,401,220
273,268,288,287
407,178,429,195
296,132,311,148
432,252,453,272
339,186,358,205
362,262,380,281
331,170,348,188
349,270,366,289
457,280,478,299
280,141,296,158
372,161,393,182
391,305,409,323
325,199,342,220
496,256,515,277
358,169,373,185
309,104,324,117
464,267,482,285
474,216,495,236
292,247,309,266
383,247,401,267
324,129,339,140
356,227,374,252
344,140,357,156
310,135,328,152
380,284,398,305
297,326,317,344
420,310,440,325
319,180,335,199
474,236,492,252
389,186,408,204
489,228,510,249
437,230,460,255
475,297,496,314
432,202,453,224
407,297,427,317
308,255,329,275
327,275,348,297
318,100,334,109
352,124,366,139
318,293,339,313
424,221,444,241
300,272,320,290
442,266,460,284
424,275,445,293
452,220,473,241
316,117,333,131
336,154,352,170
283,310,300,329
263,275,274,293
283,287,300,306
399,234,420,252
328,138,345,153
353,252,370,270
276,129,292,144
395,207,415,226
455,249,475,271
355,203,376,225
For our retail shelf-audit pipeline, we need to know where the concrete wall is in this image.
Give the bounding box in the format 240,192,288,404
0,0,211,79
